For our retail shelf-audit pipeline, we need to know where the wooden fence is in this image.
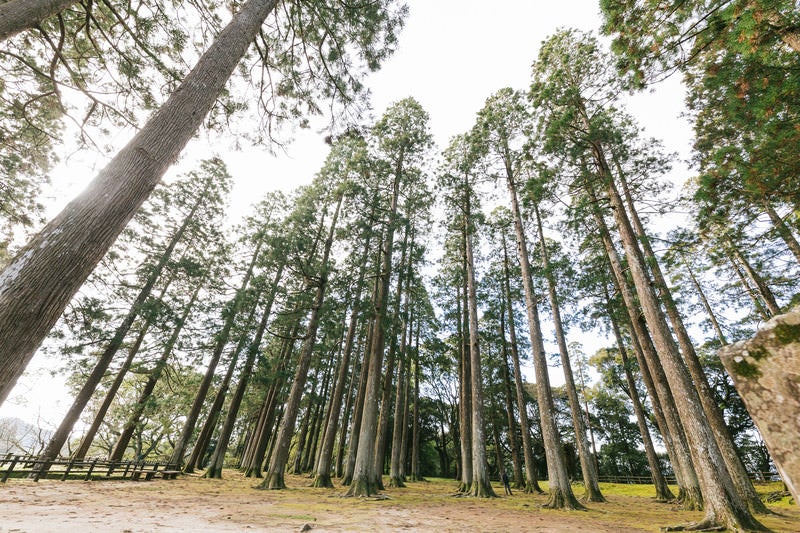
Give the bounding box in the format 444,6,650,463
0,453,181,482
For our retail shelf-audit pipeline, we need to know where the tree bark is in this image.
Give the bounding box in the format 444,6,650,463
0,0,279,404
533,203,605,502
203,262,283,479
36,198,202,469
616,162,767,513
0,0,78,42
504,173,579,509
604,288,675,502
345,161,402,497
590,135,765,530
261,194,342,489
500,232,542,494
109,278,204,461
313,227,372,488
169,238,264,467
463,187,496,498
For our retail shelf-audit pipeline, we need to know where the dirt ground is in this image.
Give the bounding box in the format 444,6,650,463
1,473,798,532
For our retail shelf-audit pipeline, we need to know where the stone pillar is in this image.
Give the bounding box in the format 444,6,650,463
719,307,800,505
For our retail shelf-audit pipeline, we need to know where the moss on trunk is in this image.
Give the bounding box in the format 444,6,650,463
468,479,497,498
388,475,405,488
256,471,285,490
311,473,334,488
544,487,586,510
524,480,544,494
344,477,379,497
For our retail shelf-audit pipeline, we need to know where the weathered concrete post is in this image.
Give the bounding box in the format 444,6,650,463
719,307,800,505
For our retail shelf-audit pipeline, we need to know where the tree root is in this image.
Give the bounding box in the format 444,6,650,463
661,521,725,531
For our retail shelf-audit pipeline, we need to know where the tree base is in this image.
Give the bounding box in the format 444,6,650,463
679,486,704,512
256,471,285,490
388,475,405,488
468,479,497,498
341,474,353,486
312,474,334,488
203,467,222,479
581,483,607,503
243,466,263,478
343,477,380,497
543,487,586,510
654,484,676,502
525,480,545,494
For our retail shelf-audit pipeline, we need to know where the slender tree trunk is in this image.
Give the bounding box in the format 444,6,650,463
336,334,362,478
36,199,201,469
683,260,728,345
616,163,768,514
732,247,780,316
185,297,263,473
313,231,372,487
0,0,79,42
203,263,283,479
109,279,204,461
498,316,523,490
762,200,800,266
463,181,496,499
341,319,373,485
533,203,604,503
169,239,264,467
389,297,412,488
0,0,279,404
410,331,422,481
504,175,577,507
73,307,158,459
590,138,765,530
588,184,700,507
242,331,295,477
345,163,402,497
604,289,674,501
457,260,473,493
726,251,771,320
499,234,542,494
261,194,342,489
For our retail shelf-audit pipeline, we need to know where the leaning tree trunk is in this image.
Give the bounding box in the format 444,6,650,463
500,234,542,494
588,184,700,507
203,264,283,479
762,199,800,266
109,279,204,461
533,203,605,503
242,331,295,477
36,200,201,470
504,173,578,508
169,238,264,467
682,259,728,346
604,289,674,502
185,297,262,473
261,192,342,490
0,0,79,41
0,0,279,404
590,136,765,530
616,164,768,514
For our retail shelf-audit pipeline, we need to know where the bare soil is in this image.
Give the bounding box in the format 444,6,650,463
1,473,798,532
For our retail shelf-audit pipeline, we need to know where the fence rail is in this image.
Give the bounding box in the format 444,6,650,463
0,453,181,482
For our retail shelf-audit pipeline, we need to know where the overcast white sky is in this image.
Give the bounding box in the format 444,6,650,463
2,1,694,426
